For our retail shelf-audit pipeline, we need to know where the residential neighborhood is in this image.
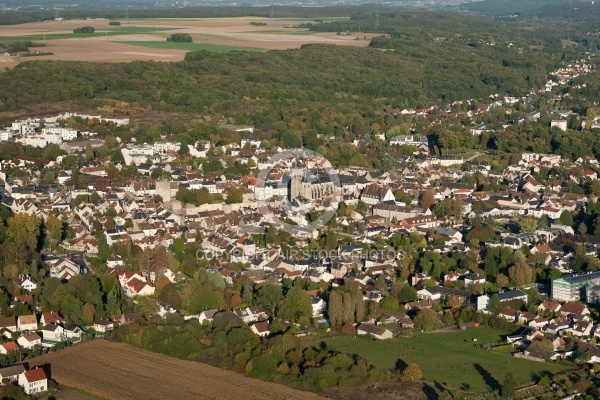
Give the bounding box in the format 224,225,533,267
0,48,599,399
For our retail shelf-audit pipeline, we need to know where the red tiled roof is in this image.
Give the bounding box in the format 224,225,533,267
24,368,47,382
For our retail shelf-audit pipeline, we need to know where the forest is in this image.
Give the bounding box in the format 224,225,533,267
0,10,599,166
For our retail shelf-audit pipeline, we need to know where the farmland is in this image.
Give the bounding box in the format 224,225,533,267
324,328,571,393
0,17,369,66
28,340,326,400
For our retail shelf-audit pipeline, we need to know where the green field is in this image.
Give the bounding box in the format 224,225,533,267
325,328,570,393
246,30,317,35
132,17,261,22
0,27,174,42
278,17,351,22
122,41,264,53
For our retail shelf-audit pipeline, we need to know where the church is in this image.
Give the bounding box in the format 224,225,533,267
289,167,335,202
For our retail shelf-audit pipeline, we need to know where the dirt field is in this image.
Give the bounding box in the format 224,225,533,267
28,340,327,400
0,18,371,66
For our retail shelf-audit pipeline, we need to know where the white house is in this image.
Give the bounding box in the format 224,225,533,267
14,275,37,292
17,333,42,349
0,364,25,383
197,309,218,325
40,324,65,341
356,323,393,340
16,315,37,332
311,296,327,317
93,320,114,333
18,368,47,395
250,321,270,338
50,258,80,281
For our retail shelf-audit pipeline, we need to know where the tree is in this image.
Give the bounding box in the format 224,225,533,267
539,375,551,389
167,33,193,42
277,286,312,322
559,210,573,226
85,144,94,161
178,142,189,155
420,189,435,210
496,273,509,289
508,263,532,286
105,288,121,318
45,215,63,251
501,372,517,399
82,303,95,325
73,26,95,33
488,293,501,315
465,225,495,244
537,214,550,229
328,290,343,326
577,221,588,234
402,363,422,381
6,213,40,254
256,285,283,308
398,285,418,303
519,216,538,233
446,295,462,309
159,283,181,309
225,188,243,204
414,308,442,331
380,295,400,312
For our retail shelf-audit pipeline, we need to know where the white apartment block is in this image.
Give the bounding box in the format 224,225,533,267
42,127,78,141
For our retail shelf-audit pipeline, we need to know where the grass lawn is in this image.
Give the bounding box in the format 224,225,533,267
122,41,264,52
0,27,174,42
324,327,570,393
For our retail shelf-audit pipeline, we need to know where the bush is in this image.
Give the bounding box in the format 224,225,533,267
73,26,95,34
167,33,193,43
109,21,121,26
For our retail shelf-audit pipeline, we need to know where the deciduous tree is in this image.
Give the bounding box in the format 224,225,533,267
402,363,422,381
414,308,442,331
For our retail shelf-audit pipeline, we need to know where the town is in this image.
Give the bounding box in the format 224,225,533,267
0,52,599,398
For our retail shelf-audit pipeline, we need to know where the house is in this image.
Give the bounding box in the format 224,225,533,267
198,309,218,325
381,311,414,329
476,289,528,312
405,299,434,311
112,312,142,326
250,321,270,338
356,323,393,340
568,320,593,337
0,341,18,355
93,320,114,333
17,333,42,349
17,315,37,331
0,364,25,383
18,367,47,395
586,347,600,363
40,311,65,326
50,258,81,281
538,300,561,314
517,311,537,325
464,274,486,288
560,303,590,316
0,316,17,332
14,275,37,292
106,255,125,269
498,307,519,323
40,324,65,341
63,324,83,340
529,317,551,330
311,296,327,317
359,184,395,205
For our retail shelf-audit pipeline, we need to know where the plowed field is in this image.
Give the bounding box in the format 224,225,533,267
29,340,327,400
